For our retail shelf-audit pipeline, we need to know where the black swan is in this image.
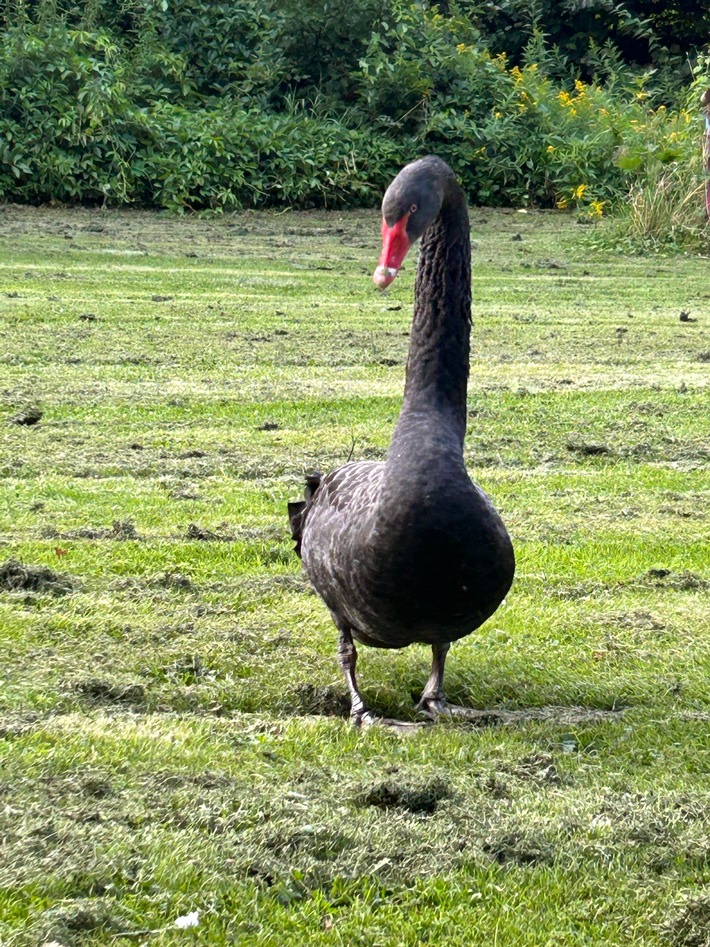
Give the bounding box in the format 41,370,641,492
289,156,515,727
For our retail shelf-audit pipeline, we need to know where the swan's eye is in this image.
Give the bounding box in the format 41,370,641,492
409,204,417,214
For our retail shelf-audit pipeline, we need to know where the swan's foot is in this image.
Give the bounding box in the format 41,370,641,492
416,697,493,723
352,708,425,734
416,696,450,720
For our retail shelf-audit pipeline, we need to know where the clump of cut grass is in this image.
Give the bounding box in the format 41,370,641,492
664,891,710,947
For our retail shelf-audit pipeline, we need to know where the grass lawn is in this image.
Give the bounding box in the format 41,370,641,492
0,203,709,946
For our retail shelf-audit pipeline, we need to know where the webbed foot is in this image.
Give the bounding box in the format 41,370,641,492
416,697,497,723
417,697,478,719
351,709,425,734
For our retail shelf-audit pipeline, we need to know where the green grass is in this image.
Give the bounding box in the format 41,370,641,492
0,204,709,946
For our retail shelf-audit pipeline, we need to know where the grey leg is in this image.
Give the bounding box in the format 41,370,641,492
416,641,484,720
336,624,423,732
337,627,372,725
415,642,451,718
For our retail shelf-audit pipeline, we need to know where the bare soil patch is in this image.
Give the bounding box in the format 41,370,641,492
355,777,450,814
0,558,72,595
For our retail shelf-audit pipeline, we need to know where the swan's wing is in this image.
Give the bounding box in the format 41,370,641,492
298,460,384,567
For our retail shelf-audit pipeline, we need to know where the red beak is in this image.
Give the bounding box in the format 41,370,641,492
373,214,411,289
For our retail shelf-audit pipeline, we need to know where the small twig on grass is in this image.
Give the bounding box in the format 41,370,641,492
346,434,359,463
111,928,167,939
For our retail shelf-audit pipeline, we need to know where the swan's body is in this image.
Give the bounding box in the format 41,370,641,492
289,156,515,725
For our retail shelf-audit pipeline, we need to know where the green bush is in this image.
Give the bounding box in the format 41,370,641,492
131,104,406,211
0,0,707,223
357,3,704,213
0,22,405,208
0,25,137,203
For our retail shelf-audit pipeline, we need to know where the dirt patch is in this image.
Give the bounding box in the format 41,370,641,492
73,678,145,706
631,570,709,592
112,519,140,539
602,610,665,630
0,559,72,595
80,776,113,798
566,439,613,456
154,571,193,590
664,892,710,947
355,778,450,814
59,519,141,541
178,449,207,458
41,898,124,942
9,407,43,426
185,522,234,541
291,683,350,717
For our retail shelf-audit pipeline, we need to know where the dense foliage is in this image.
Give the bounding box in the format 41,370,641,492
0,0,708,214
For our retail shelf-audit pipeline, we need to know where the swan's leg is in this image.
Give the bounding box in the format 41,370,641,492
416,641,485,719
336,625,423,732
337,627,371,724
415,642,451,718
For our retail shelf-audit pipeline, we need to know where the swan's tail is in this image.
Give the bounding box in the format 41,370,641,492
287,471,322,557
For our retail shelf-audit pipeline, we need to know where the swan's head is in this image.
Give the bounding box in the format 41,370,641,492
373,156,448,289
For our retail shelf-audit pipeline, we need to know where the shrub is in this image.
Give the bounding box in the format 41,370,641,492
0,24,139,203
0,1,706,222
0,22,405,209
358,3,703,211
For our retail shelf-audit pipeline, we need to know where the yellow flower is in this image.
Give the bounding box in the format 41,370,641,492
494,111,502,118
511,65,523,83
574,79,586,94
574,183,588,199
589,199,605,218
546,145,556,153
558,91,572,106
556,196,569,209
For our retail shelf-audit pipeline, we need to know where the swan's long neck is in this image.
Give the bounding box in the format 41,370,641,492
392,189,471,451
